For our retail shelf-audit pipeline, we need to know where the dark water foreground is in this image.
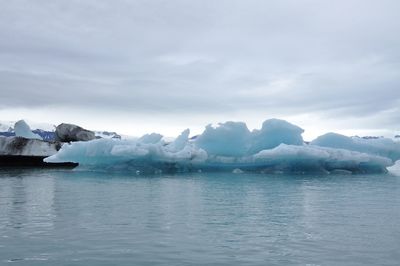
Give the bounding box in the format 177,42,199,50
0,169,399,266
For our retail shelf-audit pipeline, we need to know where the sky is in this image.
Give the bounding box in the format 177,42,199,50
0,0,399,140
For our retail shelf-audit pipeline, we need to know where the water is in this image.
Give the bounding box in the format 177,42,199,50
0,169,399,266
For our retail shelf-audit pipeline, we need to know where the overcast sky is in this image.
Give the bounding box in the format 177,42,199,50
0,0,399,139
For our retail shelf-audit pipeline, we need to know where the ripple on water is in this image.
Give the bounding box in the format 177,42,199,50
0,170,399,265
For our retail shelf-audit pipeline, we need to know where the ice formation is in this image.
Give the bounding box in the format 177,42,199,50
45,119,400,174
195,119,304,156
55,123,95,142
388,160,400,176
0,136,58,156
248,119,304,154
311,133,400,162
14,120,43,140
196,122,250,157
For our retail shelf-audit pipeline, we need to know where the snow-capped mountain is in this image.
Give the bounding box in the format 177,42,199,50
0,120,121,141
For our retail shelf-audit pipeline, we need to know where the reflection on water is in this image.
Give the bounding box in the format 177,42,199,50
0,169,400,265
0,170,55,233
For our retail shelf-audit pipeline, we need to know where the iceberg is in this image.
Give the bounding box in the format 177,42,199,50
55,123,95,142
248,119,304,154
14,120,43,140
252,144,391,174
0,136,58,156
311,133,400,162
388,160,400,176
194,119,304,156
44,119,400,174
195,121,250,157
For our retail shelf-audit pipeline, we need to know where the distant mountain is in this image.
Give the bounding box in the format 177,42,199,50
0,132,14,137
0,120,55,132
0,121,15,132
0,120,121,141
0,129,56,141
32,129,56,141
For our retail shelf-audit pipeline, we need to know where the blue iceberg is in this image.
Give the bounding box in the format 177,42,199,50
44,119,399,174
311,132,400,162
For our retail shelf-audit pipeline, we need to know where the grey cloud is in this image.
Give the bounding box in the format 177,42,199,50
0,0,399,133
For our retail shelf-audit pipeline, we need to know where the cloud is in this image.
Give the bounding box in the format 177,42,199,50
0,0,399,137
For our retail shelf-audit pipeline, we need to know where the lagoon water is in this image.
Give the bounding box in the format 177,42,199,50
0,169,399,265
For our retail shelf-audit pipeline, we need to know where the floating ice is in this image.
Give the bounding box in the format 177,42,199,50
55,123,95,142
195,119,304,156
0,136,58,156
14,120,43,140
195,121,250,157
248,119,304,154
45,119,400,174
252,144,392,174
388,160,400,176
311,133,400,162
138,133,163,144
165,129,190,152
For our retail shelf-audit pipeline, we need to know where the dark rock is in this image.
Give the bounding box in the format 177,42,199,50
361,136,382,140
55,123,95,142
94,131,122,139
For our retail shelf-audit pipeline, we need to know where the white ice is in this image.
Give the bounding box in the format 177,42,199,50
0,136,57,156
311,133,400,162
388,160,400,176
14,120,43,140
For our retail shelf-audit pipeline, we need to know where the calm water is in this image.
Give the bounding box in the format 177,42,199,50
0,169,399,266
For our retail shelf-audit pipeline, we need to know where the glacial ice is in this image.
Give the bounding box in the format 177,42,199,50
195,121,250,157
14,120,43,140
138,133,163,144
248,119,304,154
388,160,400,176
44,119,400,174
0,136,58,156
55,123,95,142
194,119,304,156
165,129,190,152
311,133,400,162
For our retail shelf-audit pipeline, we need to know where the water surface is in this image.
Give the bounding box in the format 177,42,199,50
0,169,399,265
